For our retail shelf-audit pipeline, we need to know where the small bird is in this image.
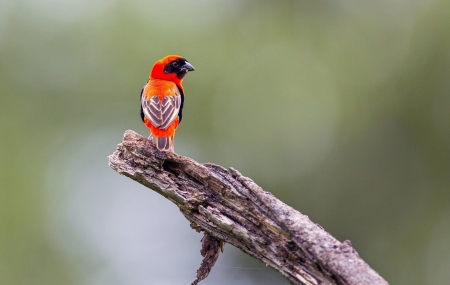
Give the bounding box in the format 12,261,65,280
140,55,195,151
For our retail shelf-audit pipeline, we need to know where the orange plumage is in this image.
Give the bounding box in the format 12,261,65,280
140,55,195,151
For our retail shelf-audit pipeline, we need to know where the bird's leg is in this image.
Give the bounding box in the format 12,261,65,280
170,135,175,152
148,132,154,142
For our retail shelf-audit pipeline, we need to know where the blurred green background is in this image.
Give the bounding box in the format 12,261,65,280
1,0,450,284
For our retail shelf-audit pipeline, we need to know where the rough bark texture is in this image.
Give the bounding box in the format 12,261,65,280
108,130,388,285
192,233,224,285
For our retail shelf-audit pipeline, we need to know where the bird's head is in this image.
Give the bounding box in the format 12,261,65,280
150,55,195,85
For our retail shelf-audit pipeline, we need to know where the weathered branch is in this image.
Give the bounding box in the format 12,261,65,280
192,233,224,285
108,130,388,285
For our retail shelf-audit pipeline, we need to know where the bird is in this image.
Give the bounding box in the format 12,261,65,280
140,55,195,152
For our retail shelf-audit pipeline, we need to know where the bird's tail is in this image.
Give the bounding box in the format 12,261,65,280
156,136,174,152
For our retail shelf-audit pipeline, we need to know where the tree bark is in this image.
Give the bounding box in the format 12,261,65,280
108,130,388,285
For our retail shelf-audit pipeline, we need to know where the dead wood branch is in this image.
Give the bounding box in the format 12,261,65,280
108,130,388,285
192,233,224,285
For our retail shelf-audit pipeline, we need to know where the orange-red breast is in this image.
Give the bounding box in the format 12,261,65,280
140,55,195,151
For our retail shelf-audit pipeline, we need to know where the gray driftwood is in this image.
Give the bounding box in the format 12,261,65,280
108,130,388,285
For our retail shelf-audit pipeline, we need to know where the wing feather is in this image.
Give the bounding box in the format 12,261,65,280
142,92,181,130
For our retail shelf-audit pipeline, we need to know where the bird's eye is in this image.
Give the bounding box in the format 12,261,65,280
172,62,179,68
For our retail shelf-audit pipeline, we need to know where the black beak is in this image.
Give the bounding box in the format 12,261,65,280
180,62,195,72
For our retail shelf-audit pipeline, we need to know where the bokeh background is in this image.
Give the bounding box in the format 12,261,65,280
1,0,450,284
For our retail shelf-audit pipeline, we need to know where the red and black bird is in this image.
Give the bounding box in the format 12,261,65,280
140,55,195,151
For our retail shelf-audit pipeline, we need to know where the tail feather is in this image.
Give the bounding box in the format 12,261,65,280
156,136,174,152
